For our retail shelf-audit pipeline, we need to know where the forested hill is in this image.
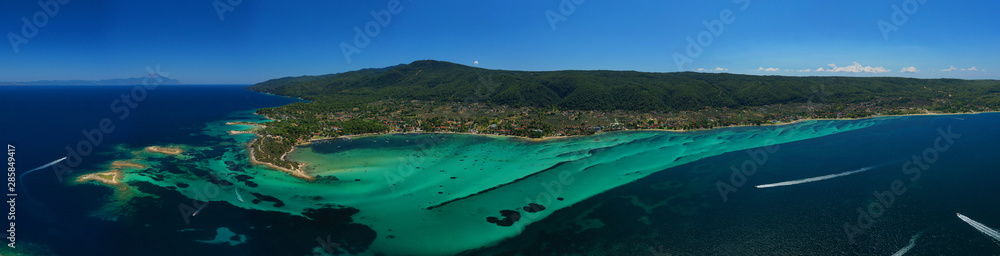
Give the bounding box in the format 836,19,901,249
247,60,1000,111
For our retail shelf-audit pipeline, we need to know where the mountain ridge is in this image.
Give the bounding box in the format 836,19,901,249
0,74,181,85
247,60,1000,111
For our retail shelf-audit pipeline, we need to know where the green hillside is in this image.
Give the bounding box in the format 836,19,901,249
248,60,1000,112
243,60,1000,171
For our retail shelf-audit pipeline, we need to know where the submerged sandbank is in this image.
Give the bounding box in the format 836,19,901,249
111,160,147,169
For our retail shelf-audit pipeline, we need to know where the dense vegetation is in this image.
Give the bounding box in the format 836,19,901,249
249,60,1000,112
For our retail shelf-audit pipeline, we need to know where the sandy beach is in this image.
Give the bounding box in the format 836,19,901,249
226,121,267,128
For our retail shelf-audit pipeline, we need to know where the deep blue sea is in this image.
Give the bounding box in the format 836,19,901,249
0,85,303,256
1,85,999,255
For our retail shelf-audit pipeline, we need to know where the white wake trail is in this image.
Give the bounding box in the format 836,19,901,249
755,166,874,189
890,231,923,256
957,213,1000,243
20,157,69,200
235,187,244,203
20,157,68,178
192,203,208,216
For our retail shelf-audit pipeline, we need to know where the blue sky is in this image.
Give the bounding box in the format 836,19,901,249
1,0,997,84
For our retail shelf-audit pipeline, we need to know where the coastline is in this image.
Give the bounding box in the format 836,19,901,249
239,110,993,179
305,110,989,140
75,170,123,186
247,139,313,180
225,119,314,180
325,130,570,142
629,110,990,133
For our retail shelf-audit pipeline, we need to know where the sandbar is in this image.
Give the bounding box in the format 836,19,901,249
145,146,183,155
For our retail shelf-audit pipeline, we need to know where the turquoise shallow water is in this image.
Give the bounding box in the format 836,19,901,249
118,115,886,255
468,113,1000,255
284,118,891,255
52,103,1000,255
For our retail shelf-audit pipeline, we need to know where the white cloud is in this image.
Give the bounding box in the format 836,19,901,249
941,66,979,71
796,69,812,72
816,68,825,72
697,67,728,72
900,66,919,73
823,62,891,73
474,60,479,65
758,67,780,72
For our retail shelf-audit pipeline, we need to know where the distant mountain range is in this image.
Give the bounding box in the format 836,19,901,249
0,74,181,85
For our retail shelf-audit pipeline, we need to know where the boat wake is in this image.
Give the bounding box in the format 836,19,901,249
235,187,244,203
192,203,208,216
20,157,69,201
957,213,1000,245
755,166,874,189
20,157,68,178
890,231,924,256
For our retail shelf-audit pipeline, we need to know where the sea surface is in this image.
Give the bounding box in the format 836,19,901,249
1,85,999,256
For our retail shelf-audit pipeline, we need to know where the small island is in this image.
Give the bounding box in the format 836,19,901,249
111,160,147,169
76,170,123,185
75,160,146,186
145,146,184,155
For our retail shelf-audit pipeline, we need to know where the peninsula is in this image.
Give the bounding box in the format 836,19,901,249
244,60,1000,177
